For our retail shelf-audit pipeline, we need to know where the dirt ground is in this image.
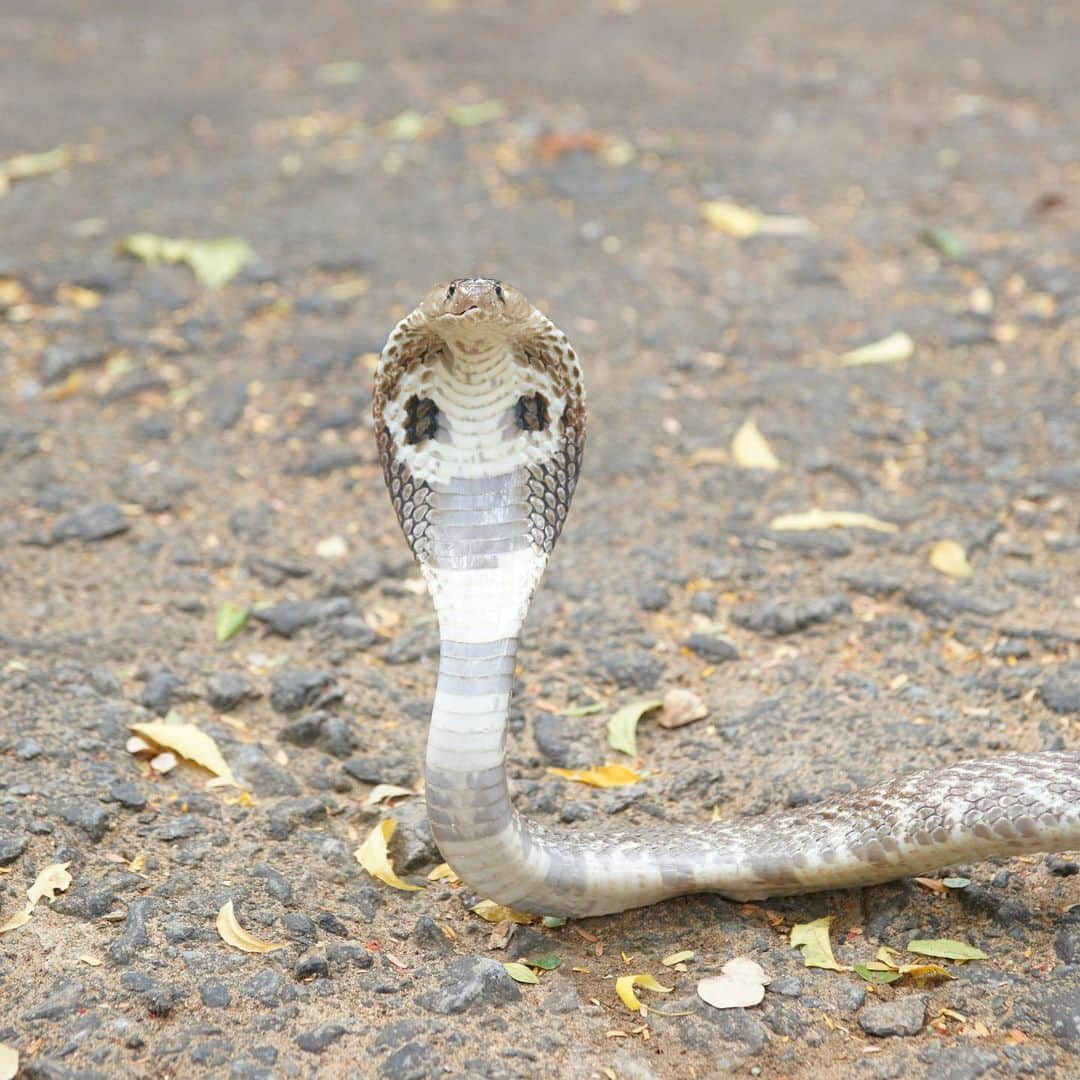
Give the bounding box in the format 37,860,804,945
1,1,1078,1077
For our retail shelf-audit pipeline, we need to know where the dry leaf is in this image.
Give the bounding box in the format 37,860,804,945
686,447,729,468
355,820,424,892
657,688,708,730
790,916,848,971
769,509,899,534
78,954,104,966
606,700,662,756
0,145,72,195
129,719,237,786
662,950,695,966
929,539,973,579
216,900,287,954
0,907,31,934
470,900,536,924
616,973,672,1012
427,863,461,883
906,939,987,962
363,784,416,807
547,765,641,788
732,418,780,470
503,961,540,984
840,331,915,366
0,1043,18,1080
27,863,72,906
700,201,815,239
697,956,769,1010
118,233,254,289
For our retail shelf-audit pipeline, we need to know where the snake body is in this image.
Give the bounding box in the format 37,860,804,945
373,278,1080,918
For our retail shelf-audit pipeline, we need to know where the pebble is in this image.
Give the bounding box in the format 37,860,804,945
0,828,30,864
200,980,232,1009
590,648,665,689
858,994,927,1037
417,957,521,1014
342,756,417,787
25,979,89,1021
51,884,116,920
384,627,441,665
379,1041,440,1079
733,593,851,636
206,670,256,712
106,780,147,810
51,503,129,544
1040,663,1080,715
252,598,352,638
531,713,592,768
682,633,739,663
40,342,109,383
295,1023,346,1053
269,669,341,714
107,898,154,965
636,584,671,611
278,711,358,758
52,797,111,842
137,670,185,716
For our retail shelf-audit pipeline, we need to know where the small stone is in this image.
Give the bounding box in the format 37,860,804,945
637,584,671,612
107,897,154,965
532,713,592,768
417,957,521,1014
52,884,116,920
200,980,232,1008
269,669,341,714
107,780,148,810
1048,855,1079,877
733,593,851,636
689,591,717,617
51,503,129,543
1040,663,1080,715
0,828,30,865
682,633,739,663
230,744,301,796
380,1042,440,1079
137,670,185,716
295,952,331,981
342,756,417,787
206,670,256,712
295,1023,346,1053
25,979,88,1021
858,994,927,1037
40,342,108,383
252,598,351,637
52,798,111,842
591,648,665,689
413,915,453,952
384,626,441,665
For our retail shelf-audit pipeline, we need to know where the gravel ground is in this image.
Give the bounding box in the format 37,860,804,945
1,1,1078,1077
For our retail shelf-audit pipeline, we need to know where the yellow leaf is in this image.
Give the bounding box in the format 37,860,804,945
790,916,849,971
427,862,461,883
78,954,103,966
731,418,781,470
662,950,695,966
547,764,641,788
840,331,915,366
363,783,416,807
616,973,672,1012
686,447,729,468
470,899,536,924
700,200,815,239
216,900,288,954
27,862,72,906
355,820,424,892
769,508,899,534
0,907,31,934
929,539,974,579
898,962,954,984
0,145,72,193
0,1042,18,1080
129,720,237,786
118,233,253,289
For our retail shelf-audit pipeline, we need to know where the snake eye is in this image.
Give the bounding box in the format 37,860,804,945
516,392,549,432
446,284,456,300
494,283,504,301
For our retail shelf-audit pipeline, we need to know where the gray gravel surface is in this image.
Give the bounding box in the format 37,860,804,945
1,1,1078,1077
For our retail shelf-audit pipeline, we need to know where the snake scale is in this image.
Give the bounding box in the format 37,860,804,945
373,277,1080,918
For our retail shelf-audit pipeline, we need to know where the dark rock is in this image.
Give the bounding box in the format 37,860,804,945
246,553,312,587
682,633,740,662
205,379,249,431
958,884,1030,927
1041,664,1080,715
228,503,271,543
1015,981,1080,1052
241,969,292,1007
138,670,185,716
52,798,111,842
342,756,417,787
591,648,665,689
253,863,294,905
326,943,374,969
413,915,453,951
689,591,717,617
107,898,154,965
295,952,331,980
278,711,358,759
282,912,319,945
287,448,367,477
52,884,116,920
252,598,351,638
770,530,853,557
532,713,592,768
380,1042,440,1079
733,593,851,636
1047,854,1079,877
384,627,441,666
40,342,108,384
112,464,194,513
637,584,671,611
266,796,328,838
25,979,89,1021
200,980,231,1008
0,829,30,865
269,669,341,714
207,670,256,712
230,744,301,797
51,504,129,543
903,585,1012,620
1055,930,1080,966
858,994,927,1037
106,781,147,810
295,1023,346,1053
157,815,204,841
417,957,521,1014
389,804,438,871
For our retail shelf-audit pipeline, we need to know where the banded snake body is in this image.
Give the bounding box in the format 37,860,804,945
373,277,1080,918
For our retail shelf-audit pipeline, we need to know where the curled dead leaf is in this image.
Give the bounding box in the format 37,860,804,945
790,916,849,971
216,900,287,954
731,418,780,470
769,508,898,534
470,899,537,924
27,863,72,906
840,331,914,366
616,973,672,1012
355,820,424,892
547,765,641,788
929,539,974,578
363,784,416,808
129,719,237,786
700,200,815,239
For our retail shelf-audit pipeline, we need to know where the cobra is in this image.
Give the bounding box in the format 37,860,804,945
373,277,1079,918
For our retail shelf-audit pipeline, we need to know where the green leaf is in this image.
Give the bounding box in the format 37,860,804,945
606,699,662,756
854,964,901,985
315,61,366,85
542,916,567,928
446,100,505,126
216,603,249,643
906,939,987,962
790,916,848,972
919,226,967,261
118,233,253,289
525,954,561,971
564,703,603,717
503,962,540,984
942,877,971,890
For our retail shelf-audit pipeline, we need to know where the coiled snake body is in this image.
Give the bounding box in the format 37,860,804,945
373,278,1079,918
